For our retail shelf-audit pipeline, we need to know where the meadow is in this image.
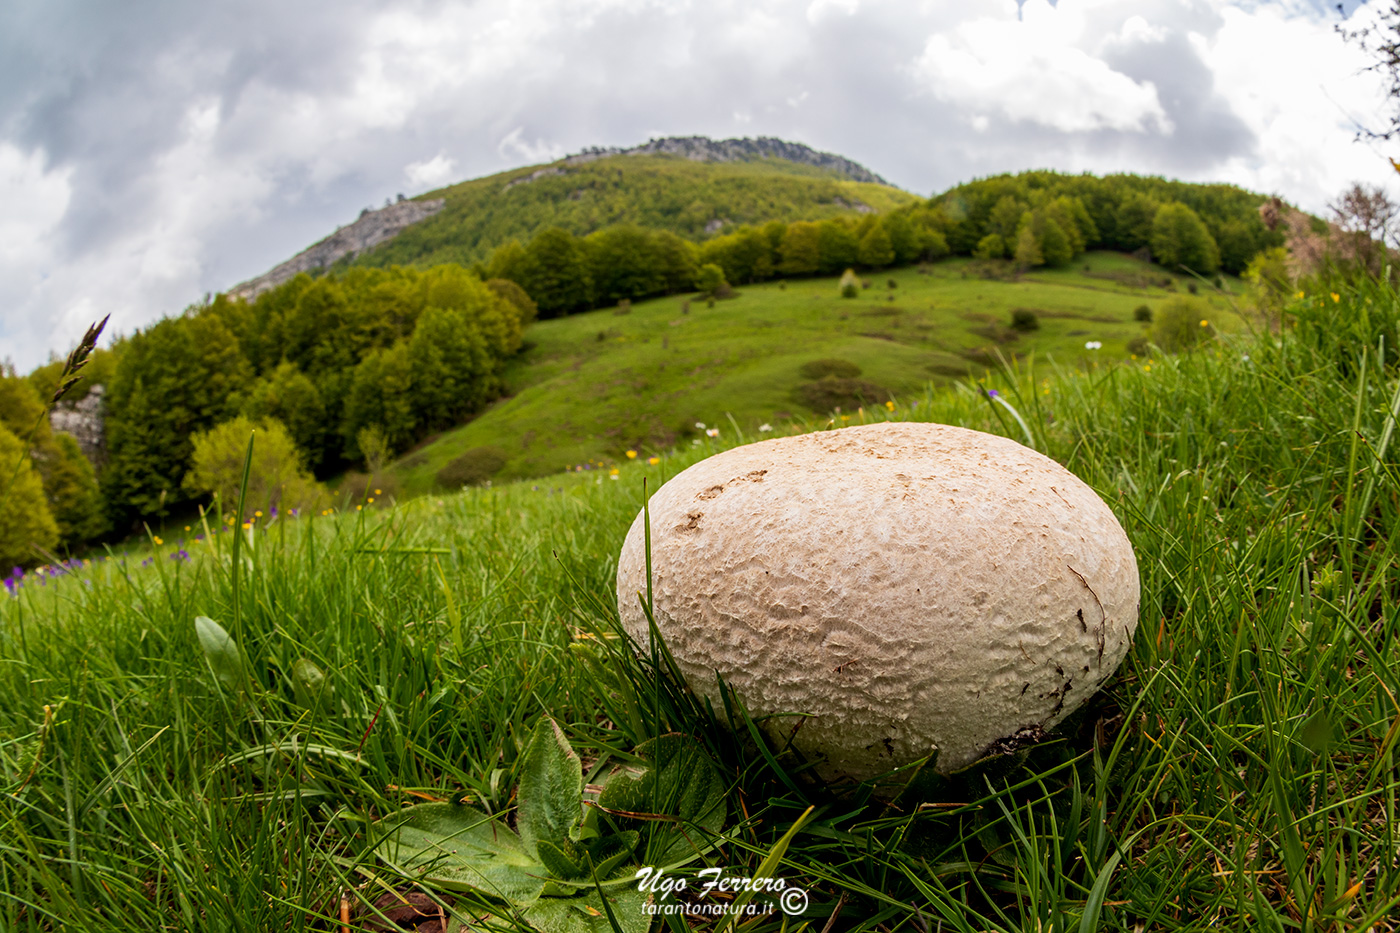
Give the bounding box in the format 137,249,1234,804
392,251,1242,494
1,271,1397,932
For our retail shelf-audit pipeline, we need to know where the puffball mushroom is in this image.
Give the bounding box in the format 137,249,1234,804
616,422,1139,782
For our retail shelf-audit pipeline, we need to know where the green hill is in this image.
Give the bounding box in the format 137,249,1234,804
386,250,1246,495
352,152,916,271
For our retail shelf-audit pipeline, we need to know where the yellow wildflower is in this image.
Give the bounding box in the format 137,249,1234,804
884,400,895,411
1331,292,1341,303
648,456,660,465
254,510,263,518
1200,320,1208,327
626,450,637,459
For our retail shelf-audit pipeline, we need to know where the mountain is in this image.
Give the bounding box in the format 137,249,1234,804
225,136,915,298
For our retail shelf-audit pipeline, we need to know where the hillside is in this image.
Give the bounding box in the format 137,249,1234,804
385,251,1246,495
352,150,915,271
225,137,915,298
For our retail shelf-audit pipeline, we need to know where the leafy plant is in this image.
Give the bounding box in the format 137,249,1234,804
373,719,728,931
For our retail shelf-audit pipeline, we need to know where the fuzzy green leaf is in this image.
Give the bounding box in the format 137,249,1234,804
523,886,651,933
597,733,727,865
518,719,584,856
373,802,548,904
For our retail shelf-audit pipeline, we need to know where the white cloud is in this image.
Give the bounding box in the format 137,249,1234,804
404,153,457,190
497,127,565,164
1188,1,1398,212
0,144,70,267
913,2,1171,133
4,0,1400,369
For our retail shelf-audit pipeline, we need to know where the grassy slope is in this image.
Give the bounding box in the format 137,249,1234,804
353,154,918,269
4,276,1398,930
391,251,1245,493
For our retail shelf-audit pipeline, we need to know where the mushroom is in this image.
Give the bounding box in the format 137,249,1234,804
616,422,1139,782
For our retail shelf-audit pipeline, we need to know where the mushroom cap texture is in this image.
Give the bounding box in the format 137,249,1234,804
616,422,1139,782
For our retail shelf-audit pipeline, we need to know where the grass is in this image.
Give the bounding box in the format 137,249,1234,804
2,271,1397,931
391,251,1243,495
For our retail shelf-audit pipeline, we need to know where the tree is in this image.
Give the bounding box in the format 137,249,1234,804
517,228,592,317
1114,193,1158,251
857,223,895,268
817,221,860,274
650,231,699,294
184,417,325,516
1151,203,1220,274
778,221,822,275
974,233,1007,261
1340,7,1400,142
241,362,328,471
987,197,1026,244
1013,225,1043,269
343,341,417,458
408,304,494,431
0,367,47,442
102,314,251,532
0,423,60,569
486,278,539,325
34,433,106,550
1329,182,1397,274
587,225,666,302
882,213,919,265
486,239,527,282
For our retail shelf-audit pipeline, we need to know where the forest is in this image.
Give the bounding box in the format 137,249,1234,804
0,168,1298,555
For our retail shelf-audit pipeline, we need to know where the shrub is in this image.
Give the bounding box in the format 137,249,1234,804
1009,309,1040,332
357,425,391,475
1149,296,1215,353
680,300,690,314
887,279,898,290
839,269,860,299
615,299,632,315
1134,305,1153,323
1127,336,1151,356
184,417,327,515
437,447,508,488
1187,281,1199,295
799,358,863,380
695,263,727,297
796,377,891,414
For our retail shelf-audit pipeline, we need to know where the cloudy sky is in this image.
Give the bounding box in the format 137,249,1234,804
1,0,1395,369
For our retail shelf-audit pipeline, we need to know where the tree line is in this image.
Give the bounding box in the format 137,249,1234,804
2,265,533,548
2,170,1291,558
470,171,1286,320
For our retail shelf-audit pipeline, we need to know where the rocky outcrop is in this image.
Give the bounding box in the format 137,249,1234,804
51,384,105,466
226,196,446,301
566,136,891,186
